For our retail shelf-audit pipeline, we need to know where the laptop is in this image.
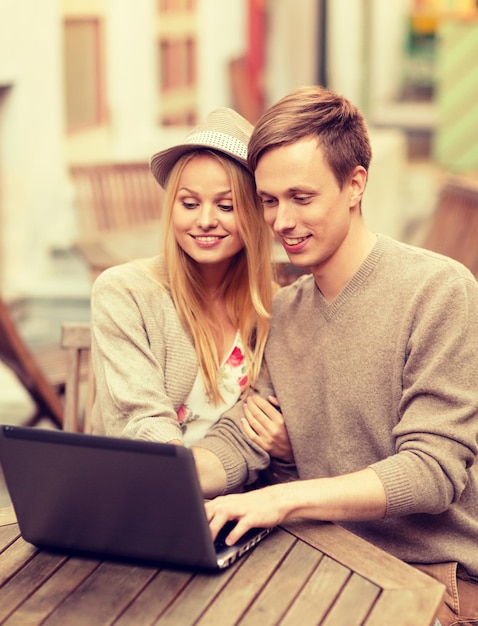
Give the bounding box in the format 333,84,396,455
0,425,272,570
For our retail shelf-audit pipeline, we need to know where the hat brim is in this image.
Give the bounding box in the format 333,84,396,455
150,144,250,189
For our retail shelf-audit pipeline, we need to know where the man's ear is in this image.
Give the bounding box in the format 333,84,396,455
349,166,368,206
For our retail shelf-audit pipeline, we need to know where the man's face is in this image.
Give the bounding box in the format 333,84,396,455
255,137,364,275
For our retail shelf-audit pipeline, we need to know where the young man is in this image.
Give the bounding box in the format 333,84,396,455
192,86,478,625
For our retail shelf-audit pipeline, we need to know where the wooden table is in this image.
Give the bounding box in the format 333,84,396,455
0,506,443,626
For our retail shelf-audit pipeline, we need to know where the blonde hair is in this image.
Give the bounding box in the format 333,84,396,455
158,150,273,404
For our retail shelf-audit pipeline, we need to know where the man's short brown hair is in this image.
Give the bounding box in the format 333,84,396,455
248,85,372,189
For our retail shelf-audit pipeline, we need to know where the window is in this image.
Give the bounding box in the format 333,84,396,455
63,19,106,130
156,0,197,125
160,38,196,91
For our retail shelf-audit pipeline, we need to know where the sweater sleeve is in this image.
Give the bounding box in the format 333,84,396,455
91,261,195,443
371,272,478,516
193,362,276,493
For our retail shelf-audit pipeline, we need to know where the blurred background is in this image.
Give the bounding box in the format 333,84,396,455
1,0,478,454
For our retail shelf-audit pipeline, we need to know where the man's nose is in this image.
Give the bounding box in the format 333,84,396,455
273,201,297,232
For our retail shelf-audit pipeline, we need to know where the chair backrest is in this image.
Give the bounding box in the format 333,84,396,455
423,175,478,278
61,322,94,433
70,162,164,235
70,162,165,282
0,296,64,426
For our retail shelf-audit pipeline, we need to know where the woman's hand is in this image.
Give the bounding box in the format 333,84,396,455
242,394,294,462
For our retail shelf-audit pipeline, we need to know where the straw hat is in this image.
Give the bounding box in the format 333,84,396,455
150,107,253,189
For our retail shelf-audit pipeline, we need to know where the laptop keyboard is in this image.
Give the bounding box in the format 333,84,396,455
214,520,238,551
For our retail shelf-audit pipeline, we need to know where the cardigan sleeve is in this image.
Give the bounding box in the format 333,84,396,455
90,260,197,443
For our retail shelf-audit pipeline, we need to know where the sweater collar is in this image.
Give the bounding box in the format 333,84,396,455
314,234,390,320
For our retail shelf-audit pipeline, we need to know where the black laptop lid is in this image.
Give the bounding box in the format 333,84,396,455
0,426,221,569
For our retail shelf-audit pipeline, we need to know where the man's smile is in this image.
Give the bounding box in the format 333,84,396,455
281,235,310,246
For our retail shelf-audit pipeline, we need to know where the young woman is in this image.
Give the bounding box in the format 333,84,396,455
90,108,288,454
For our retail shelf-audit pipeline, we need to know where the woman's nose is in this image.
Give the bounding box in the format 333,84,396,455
196,205,218,229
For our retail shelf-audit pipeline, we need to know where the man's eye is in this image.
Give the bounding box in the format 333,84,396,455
218,204,234,212
261,198,277,207
295,196,312,204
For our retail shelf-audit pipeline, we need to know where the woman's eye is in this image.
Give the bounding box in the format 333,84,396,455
218,203,234,212
181,200,198,209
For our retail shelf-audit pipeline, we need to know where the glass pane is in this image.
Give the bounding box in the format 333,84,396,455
64,19,102,129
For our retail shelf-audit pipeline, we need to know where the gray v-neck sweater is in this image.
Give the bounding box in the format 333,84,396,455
196,235,478,573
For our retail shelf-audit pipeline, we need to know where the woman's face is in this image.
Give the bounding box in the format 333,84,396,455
172,154,244,272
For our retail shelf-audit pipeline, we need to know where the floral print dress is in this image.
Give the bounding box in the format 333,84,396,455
177,332,248,446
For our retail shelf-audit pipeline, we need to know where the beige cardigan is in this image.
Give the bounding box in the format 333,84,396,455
90,257,198,443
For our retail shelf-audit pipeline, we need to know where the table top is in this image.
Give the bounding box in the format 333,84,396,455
0,505,443,626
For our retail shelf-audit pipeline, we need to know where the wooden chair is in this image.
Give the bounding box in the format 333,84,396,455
70,162,164,280
0,296,65,427
423,174,478,278
61,322,94,433
70,162,164,234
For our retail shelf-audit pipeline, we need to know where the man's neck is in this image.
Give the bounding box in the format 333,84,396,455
312,227,378,303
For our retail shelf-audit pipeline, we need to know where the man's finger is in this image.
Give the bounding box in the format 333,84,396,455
244,404,269,438
248,394,283,424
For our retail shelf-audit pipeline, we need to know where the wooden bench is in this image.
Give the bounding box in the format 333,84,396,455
423,174,478,277
70,162,165,279
69,161,310,285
